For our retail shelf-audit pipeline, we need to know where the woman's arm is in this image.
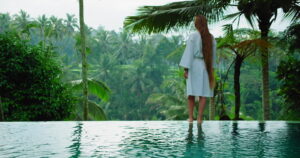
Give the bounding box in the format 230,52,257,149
184,68,188,79
179,34,194,69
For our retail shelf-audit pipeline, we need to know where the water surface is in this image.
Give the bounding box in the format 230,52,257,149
0,121,299,157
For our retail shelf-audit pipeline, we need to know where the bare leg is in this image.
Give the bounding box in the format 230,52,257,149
197,96,206,124
188,96,195,123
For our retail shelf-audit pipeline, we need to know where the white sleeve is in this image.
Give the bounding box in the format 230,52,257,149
179,35,194,69
212,38,217,68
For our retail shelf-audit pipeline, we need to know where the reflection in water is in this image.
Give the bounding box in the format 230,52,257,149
197,124,205,143
231,122,267,158
259,122,265,132
231,122,239,158
196,124,205,157
286,123,300,158
118,122,190,157
232,122,239,135
184,123,205,157
1,121,300,157
257,122,266,158
68,122,83,158
184,124,194,157
185,123,193,143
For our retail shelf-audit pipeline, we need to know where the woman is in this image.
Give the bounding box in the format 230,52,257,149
179,15,217,124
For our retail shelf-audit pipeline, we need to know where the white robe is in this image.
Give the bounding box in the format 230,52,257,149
179,31,217,97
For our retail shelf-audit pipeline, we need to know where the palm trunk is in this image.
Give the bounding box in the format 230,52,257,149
234,55,243,120
260,24,270,120
219,80,227,119
209,97,215,120
79,0,88,120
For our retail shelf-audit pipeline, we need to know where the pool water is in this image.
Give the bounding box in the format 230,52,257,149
0,121,299,157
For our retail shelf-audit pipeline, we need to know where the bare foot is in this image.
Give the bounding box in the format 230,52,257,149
188,118,193,123
197,117,202,124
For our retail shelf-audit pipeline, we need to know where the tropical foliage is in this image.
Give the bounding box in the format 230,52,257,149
276,22,300,120
0,32,75,121
0,8,299,121
124,0,300,120
218,25,270,120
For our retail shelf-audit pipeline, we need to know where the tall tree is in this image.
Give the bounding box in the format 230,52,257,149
65,13,78,34
124,0,300,120
219,26,270,120
79,0,88,120
49,16,64,40
14,10,31,31
14,10,34,39
37,15,50,48
0,13,11,33
227,0,299,120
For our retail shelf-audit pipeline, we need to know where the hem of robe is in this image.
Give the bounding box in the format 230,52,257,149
185,94,213,97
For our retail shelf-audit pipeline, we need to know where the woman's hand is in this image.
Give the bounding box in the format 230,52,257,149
184,69,188,79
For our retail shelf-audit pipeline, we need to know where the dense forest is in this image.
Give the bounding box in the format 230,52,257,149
0,10,299,121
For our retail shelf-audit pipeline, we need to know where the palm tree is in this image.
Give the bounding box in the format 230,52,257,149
0,13,11,33
79,0,88,120
48,16,65,41
62,14,78,56
93,28,112,55
65,13,78,34
227,0,299,120
115,31,135,64
14,10,31,30
124,0,300,120
219,25,270,120
13,10,34,39
90,53,118,82
120,60,151,119
36,15,50,48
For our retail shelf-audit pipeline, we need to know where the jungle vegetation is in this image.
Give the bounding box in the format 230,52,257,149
0,6,299,120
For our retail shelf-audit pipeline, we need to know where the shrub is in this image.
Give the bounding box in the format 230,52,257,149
276,56,300,120
0,32,75,121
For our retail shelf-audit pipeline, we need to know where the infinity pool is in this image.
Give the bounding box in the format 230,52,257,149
0,121,299,157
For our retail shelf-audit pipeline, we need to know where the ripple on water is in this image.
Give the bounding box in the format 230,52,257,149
0,121,300,157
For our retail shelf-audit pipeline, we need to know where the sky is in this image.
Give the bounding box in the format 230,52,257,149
0,0,291,37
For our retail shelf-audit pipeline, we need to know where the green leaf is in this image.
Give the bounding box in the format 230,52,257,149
87,100,107,120
74,98,107,120
124,0,229,34
70,78,111,102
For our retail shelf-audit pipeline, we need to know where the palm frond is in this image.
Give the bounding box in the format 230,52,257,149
233,39,271,49
166,44,185,62
70,78,111,102
74,98,107,120
146,93,181,106
236,0,257,28
124,0,230,34
160,105,187,120
146,93,167,105
244,14,256,29
284,2,300,23
87,100,107,120
221,24,235,44
233,39,271,57
223,11,243,25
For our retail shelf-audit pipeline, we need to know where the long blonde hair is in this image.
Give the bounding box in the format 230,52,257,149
194,15,215,89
